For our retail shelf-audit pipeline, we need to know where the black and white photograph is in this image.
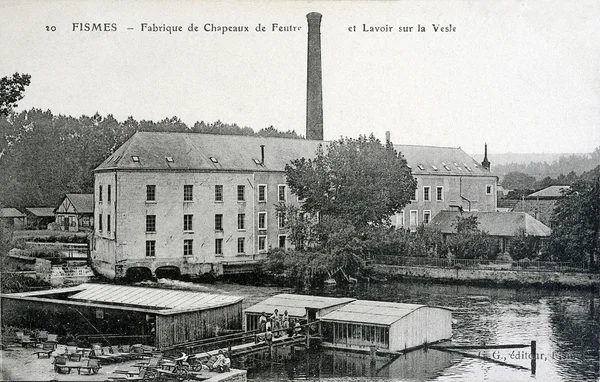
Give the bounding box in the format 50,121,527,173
0,1,599,381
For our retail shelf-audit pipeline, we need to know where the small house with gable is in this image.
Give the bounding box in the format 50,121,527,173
54,194,94,232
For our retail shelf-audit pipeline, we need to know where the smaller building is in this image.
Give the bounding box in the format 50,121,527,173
54,194,94,232
1,283,243,349
513,185,569,228
243,294,355,331
429,211,551,251
319,300,452,353
0,207,26,228
24,207,56,229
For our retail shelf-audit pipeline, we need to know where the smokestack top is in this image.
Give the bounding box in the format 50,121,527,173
385,131,391,145
307,12,322,21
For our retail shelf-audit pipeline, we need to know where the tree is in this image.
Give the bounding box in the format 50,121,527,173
501,171,537,190
0,73,31,116
265,135,417,290
549,165,600,269
285,134,417,227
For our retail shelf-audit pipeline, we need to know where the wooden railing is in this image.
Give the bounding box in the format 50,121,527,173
373,255,589,273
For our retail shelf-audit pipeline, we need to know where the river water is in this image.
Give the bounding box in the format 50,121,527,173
224,280,599,382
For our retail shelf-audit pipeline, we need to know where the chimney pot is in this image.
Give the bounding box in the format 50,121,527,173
260,145,265,165
385,131,391,145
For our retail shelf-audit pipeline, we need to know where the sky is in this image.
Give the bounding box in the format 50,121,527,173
1,0,599,156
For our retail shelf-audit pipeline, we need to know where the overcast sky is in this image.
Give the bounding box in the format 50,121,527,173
2,0,599,155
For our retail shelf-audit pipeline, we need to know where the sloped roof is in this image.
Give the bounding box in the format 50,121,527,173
25,207,55,217
0,208,25,218
393,144,492,176
244,294,356,317
320,300,450,326
62,194,94,214
68,283,243,312
429,211,551,237
95,132,493,177
526,186,569,199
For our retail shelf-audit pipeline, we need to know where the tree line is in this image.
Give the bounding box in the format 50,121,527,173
497,147,600,192
0,109,301,210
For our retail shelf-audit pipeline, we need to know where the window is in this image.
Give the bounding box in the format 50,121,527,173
99,185,103,202
237,213,245,230
411,188,418,202
215,238,223,255
486,185,493,195
278,211,286,229
409,210,418,226
278,185,286,202
436,186,444,201
146,215,156,232
146,185,156,202
99,213,103,231
400,210,405,227
237,237,245,254
108,185,111,203
215,214,223,231
132,155,139,162
258,185,267,202
278,235,287,249
258,212,267,230
146,240,155,257
423,210,431,224
184,214,193,231
258,235,267,252
423,186,431,201
184,239,193,257
237,185,245,201
215,185,223,201
107,214,111,232
184,185,193,201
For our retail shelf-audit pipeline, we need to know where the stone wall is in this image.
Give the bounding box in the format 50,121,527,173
373,264,600,288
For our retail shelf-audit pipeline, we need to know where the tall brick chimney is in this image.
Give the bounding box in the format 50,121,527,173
306,12,323,141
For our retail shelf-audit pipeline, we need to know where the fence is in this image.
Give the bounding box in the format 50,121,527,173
373,255,589,273
25,241,89,259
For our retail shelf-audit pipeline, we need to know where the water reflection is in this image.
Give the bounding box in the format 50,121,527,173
239,280,598,381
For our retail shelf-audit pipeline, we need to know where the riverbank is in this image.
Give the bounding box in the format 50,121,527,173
372,264,600,289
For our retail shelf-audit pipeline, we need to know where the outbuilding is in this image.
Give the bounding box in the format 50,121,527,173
1,283,243,349
243,294,355,331
319,300,452,353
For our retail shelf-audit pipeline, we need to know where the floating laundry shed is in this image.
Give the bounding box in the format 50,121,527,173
0,283,243,349
319,300,452,353
243,294,355,331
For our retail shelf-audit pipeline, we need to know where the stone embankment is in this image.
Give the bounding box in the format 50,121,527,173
372,264,600,289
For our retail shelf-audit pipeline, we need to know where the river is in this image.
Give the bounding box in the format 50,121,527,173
148,279,599,381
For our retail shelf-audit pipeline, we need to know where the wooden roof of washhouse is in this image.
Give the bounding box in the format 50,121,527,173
319,300,452,326
244,294,356,317
67,283,243,312
95,132,493,177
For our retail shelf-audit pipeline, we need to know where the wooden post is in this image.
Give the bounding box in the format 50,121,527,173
370,345,377,375
531,340,536,375
306,324,311,349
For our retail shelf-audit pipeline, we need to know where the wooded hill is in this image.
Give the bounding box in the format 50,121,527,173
0,109,301,210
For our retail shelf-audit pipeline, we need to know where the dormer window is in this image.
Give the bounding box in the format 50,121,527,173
417,164,425,170
442,162,451,171
209,157,218,163
464,163,472,172
253,158,262,165
132,156,140,162
432,165,439,171
166,157,174,163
